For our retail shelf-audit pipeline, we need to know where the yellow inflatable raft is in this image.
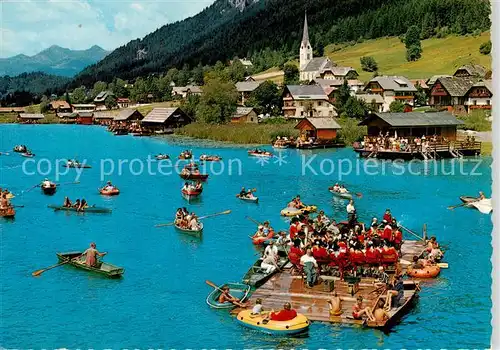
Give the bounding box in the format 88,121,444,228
236,309,310,335
280,205,317,217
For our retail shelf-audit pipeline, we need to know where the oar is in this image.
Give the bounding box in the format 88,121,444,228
400,225,425,241
205,279,225,293
355,192,363,198
246,216,261,226
155,210,231,227
32,260,70,277
12,205,24,208
56,181,80,187
24,184,40,193
447,202,473,210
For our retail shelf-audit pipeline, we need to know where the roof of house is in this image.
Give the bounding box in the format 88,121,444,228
303,57,336,73
312,79,344,87
77,112,94,118
366,76,417,92
0,107,25,113
465,79,493,96
358,111,464,127
410,79,429,90
18,113,44,119
114,109,143,121
94,91,114,103
232,107,256,119
50,100,71,109
285,85,329,100
142,107,190,123
235,81,262,92
356,94,385,104
296,117,341,130
328,67,357,77
435,76,477,97
454,64,488,78
426,75,452,86
93,112,115,119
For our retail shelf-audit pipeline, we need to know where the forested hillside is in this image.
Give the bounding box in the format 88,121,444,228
72,0,490,87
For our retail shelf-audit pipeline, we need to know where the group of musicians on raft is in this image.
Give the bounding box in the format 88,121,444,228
226,204,445,323
174,208,202,230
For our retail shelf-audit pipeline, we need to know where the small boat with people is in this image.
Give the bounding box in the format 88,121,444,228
56,250,124,278
62,159,92,169
0,207,15,219
328,183,353,199
247,149,273,158
181,181,203,198
458,192,492,214
251,222,277,245
242,249,289,288
406,265,441,278
178,150,193,160
272,137,290,149
236,187,258,203
48,198,111,213
13,145,27,153
280,195,317,216
155,154,170,160
21,150,35,158
236,308,310,335
174,209,204,237
99,181,120,196
206,282,252,309
183,162,199,171
41,179,57,195
199,154,222,162
180,168,209,181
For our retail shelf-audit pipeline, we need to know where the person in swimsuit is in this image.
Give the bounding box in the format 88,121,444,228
218,286,249,307
328,291,343,316
78,242,107,267
352,296,375,321
63,196,72,208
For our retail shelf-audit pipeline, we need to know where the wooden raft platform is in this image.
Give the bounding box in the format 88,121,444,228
233,240,426,324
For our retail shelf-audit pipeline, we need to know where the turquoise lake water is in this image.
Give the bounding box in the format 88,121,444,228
0,124,492,348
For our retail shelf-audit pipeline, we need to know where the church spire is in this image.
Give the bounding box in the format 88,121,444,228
302,11,309,44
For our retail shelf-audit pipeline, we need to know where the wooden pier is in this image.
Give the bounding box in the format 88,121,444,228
232,239,426,325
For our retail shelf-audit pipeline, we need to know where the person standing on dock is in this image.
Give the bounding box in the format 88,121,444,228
300,249,318,288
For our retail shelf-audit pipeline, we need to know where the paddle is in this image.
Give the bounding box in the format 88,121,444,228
205,279,225,293
24,184,41,193
56,181,80,187
447,202,473,210
32,260,70,277
246,216,261,226
155,209,231,227
12,205,24,208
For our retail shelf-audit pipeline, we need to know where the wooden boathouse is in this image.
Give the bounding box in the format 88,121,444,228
232,239,427,327
354,111,481,159
292,117,345,149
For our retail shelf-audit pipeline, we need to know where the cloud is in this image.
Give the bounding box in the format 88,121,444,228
0,0,214,58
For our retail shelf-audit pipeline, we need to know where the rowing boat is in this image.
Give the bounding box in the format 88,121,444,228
280,205,317,217
56,251,124,278
365,280,419,329
248,150,273,158
459,196,492,214
174,222,204,238
236,194,259,203
155,154,170,160
21,152,35,158
328,187,353,199
206,282,251,309
62,162,92,169
99,187,120,196
182,188,202,198
460,196,478,204
178,152,193,160
41,183,57,195
199,155,222,162
242,250,289,288
180,172,209,181
6,193,14,199
48,204,112,213
0,208,15,218
13,145,27,153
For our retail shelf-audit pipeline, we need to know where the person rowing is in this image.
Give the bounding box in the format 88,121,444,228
42,178,52,188
77,198,88,212
75,242,107,267
218,285,249,308
0,192,11,210
102,181,115,191
63,196,72,208
239,187,254,198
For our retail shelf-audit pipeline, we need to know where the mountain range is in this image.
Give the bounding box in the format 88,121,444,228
0,45,108,77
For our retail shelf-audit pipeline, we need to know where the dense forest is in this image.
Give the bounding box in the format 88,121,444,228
72,0,490,88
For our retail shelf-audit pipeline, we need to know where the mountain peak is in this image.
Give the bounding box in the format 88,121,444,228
228,0,259,12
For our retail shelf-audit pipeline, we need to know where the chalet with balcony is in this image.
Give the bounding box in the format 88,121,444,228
453,64,488,78
235,81,262,106
428,76,476,114
282,85,336,119
465,80,492,112
363,76,416,112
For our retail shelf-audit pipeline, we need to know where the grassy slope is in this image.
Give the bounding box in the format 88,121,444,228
326,32,491,81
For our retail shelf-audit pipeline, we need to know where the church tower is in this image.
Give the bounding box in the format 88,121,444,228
299,12,313,72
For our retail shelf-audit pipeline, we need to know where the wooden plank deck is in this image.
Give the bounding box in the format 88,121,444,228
233,239,426,324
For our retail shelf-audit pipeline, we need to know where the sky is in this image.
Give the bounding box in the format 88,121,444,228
0,0,215,58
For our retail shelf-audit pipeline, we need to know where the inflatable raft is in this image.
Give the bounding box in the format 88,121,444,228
236,309,310,335
99,188,120,196
407,265,441,278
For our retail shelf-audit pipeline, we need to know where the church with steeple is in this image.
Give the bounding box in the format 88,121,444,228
299,13,358,82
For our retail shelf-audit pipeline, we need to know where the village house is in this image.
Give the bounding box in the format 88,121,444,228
453,64,488,78
311,78,364,97
464,80,493,112
299,13,357,82
93,91,115,110
428,76,477,114
117,98,131,109
364,76,417,112
72,104,96,113
113,109,144,123
294,117,343,149
17,113,44,124
282,85,337,119
230,107,258,124
235,81,262,106
141,107,192,133
49,100,72,113
172,85,202,99
356,94,385,113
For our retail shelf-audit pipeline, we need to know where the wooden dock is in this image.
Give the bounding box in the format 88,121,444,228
232,239,426,325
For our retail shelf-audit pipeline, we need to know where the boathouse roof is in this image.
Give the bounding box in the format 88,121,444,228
142,107,191,124
93,111,116,120
114,109,144,121
296,117,341,130
358,112,465,127
18,113,45,119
